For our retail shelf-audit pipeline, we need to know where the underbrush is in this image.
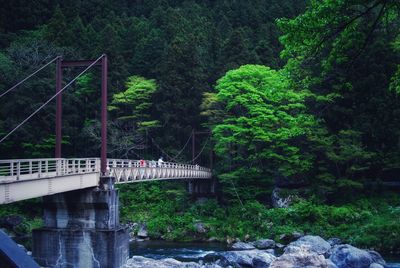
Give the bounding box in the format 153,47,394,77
118,182,400,253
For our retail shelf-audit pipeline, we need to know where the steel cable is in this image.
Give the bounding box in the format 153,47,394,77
0,56,60,99
0,55,104,144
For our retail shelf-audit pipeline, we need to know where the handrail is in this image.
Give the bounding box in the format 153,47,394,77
0,158,211,184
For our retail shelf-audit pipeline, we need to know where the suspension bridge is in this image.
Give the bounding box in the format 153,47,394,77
0,54,213,268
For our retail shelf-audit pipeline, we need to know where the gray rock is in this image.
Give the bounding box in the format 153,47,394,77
327,238,342,247
275,243,285,249
207,237,219,242
265,249,275,256
253,253,276,268
270,245,328,268
279,232,304,244
329,244,374,268
272,188,296,208
124,256,200,268
126,222,138,232
231,241,256,250
326,259,338,268
288,235,331,255
291,232,303,239
369,263,384,268
220,250,276,267
253,239,276,249
367,250,385,265
137,223,148,238
194,222,207,234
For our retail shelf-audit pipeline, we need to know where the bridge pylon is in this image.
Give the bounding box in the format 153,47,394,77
32,179,129,267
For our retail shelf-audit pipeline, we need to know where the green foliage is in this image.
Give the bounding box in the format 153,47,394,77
110,75,160,132
203,64,318,200
118,184,400,252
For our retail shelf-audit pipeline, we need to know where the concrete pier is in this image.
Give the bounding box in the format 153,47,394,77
32,185,129,267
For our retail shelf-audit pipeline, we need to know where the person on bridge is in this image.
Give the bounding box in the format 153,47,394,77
139,159,146,167
158,157,164,167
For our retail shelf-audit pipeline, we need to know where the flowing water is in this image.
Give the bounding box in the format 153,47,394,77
130,240,228,262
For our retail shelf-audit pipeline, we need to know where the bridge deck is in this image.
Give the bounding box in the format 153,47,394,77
0,158,211,204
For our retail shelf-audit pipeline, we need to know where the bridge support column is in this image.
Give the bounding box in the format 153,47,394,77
32,180,129,267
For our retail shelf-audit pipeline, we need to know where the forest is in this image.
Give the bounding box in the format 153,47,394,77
0,0,399,254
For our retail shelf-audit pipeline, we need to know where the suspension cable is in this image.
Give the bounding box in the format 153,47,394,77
0,56,60,99
0,55,104,144
148,131,193,161
186,134,211,164
168,131,193,161
148,135,176,160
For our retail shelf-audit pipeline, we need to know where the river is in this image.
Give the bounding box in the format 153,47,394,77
130,240,400,267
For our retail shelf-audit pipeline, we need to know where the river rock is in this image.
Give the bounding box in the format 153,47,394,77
231,241,255,250
287,235,331,255
270,245,328,268
326,259,338,268
272,188,296,208
194,222,207,234
137,223,148,238
124,256,200,268
279,231,303,244
219,249,276,267
327,238,342,247
252,253,277,268
367,250,385,265
253,239,276,249
369,263,384,268
329,244,379,268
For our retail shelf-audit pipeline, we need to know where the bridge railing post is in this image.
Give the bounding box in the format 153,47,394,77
16,161,20,180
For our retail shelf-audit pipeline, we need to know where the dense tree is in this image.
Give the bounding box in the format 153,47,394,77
277,0,400,196
203,65,318,200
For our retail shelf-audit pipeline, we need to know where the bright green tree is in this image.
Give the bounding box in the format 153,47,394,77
203,64,318,200
110,75,160,132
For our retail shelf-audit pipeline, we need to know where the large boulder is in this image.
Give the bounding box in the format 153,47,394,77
279,232,304,244
253,254,277,268
288,235,331,255
124,256,200,268
327,238,342,247
270,245,328,268
326,259,339,268
369,264,384,268
367,250,385,266
253,239,276,249
329,244,386,268
219,250,276,267
231,241,256,250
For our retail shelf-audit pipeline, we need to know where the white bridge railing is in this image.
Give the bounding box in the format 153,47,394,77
0,158,99,182
0,158,211,184
0,158,211,204
107,159,212,183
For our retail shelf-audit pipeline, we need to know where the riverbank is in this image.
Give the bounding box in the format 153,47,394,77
0,183,399,260
126,236,400,268
119,183,400,254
